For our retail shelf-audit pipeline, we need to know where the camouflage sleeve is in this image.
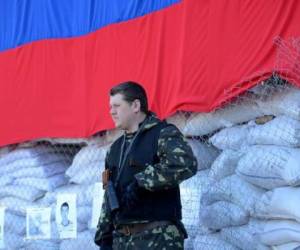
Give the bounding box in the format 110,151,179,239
94,192,114,247
134,124,197,191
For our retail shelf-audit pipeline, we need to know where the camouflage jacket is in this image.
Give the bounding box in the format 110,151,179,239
95,113,197,246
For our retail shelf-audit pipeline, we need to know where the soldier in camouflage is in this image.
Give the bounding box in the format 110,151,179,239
94,81,197,250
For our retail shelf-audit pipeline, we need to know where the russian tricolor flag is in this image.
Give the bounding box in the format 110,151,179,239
1,0,300,146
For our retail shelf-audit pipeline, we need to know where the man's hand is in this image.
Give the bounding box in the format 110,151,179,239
100,242,112,250
121,179,142,209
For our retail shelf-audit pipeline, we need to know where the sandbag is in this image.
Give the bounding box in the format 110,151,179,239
210,116,300,150
69,161,104,184
180,170,212,237
59,230,98,250
0,197,35,216
187,139,219,170
247,115,300,147
183,99,261,137
256,85,300,121
220,222,270,250
254,187,300,222
0,145,54,166
255,219,300,246
0,185,45,201
193,234,240,250
209,150,243,181
0,153,69,175
272,242,300,250
66,145,107,178
5,212,26,235
14,174,68,191
201,175,265,214
200,201,249,229
11,162,68,178
237,145,300,189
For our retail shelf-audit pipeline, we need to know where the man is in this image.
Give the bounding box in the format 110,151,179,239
60,202,71,227
95,81,197,250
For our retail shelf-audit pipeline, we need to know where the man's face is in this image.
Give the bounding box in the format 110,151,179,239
109,93,137,130
61,206,69,221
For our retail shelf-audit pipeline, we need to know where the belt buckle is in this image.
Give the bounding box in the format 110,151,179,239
124,225,131,236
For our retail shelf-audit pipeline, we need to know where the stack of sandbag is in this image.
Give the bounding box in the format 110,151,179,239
36,143,107,249
64,143,107,229
180,138,220,250
66,144,107,185
201,86,300,249
187,139,220,171
0,144,71,249
59,230,98,250
181,169,212,238
182,98,262,137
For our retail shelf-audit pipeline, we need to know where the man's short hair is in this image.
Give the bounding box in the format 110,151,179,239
110,81,148,114
61,202,69,210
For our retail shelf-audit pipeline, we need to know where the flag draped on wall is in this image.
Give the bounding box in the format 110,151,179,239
0,0,300,146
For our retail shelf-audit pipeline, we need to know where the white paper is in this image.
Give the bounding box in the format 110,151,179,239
26,207,51,240
56,193,77,239
0,207,5,249
91,182,104,228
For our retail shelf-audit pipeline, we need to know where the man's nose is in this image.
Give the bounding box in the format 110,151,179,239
110,108,116,115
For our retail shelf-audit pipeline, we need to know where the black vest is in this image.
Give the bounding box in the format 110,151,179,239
106,121,182,224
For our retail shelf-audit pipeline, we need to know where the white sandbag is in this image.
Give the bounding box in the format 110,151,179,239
220,222,270,250
272,242,300,250
237,145,300,189
0,197,36,216
59,230,99,250
66,145,107,178
193,234,239,250
0,145,54,166
0,153,69,175
2,232,25,249
200,201,249,229
0,185,45,201
166,112,188,132
210,116,300,150
5,212,25,235
11,162,68,178
209,124,250,150
187,139,219,170
14,174,68,191
209,150,243,181
201,175,265,214
248,115,300,147
180,170,212,237
0,176,14,186
41,184,94,206
23,240,60,250
184,237,195,250
255,219,300,246
69,161,104,184
183,99,261,137
77,206,92,224
256,85,300,120
86,129,122,146
254,187,300,222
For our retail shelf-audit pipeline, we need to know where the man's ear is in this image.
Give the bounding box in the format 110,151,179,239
132,99,141,113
